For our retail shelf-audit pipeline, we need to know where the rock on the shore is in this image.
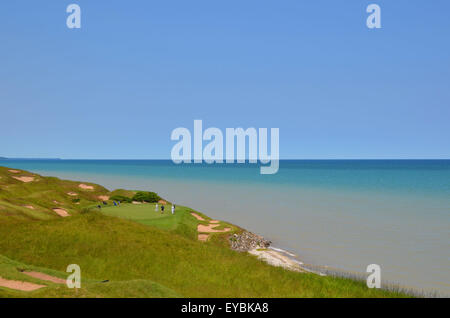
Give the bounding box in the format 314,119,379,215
229,231,271,252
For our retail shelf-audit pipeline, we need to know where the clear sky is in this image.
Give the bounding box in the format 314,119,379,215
1,0,449,159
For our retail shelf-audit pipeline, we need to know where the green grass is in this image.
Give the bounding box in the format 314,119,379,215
0,254,179,298
101,203,210,239
0,166,411,298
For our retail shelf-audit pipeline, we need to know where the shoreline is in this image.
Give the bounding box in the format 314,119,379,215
1,164,441,297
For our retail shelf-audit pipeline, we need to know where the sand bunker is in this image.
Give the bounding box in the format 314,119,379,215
53,208,70,217
158,200,167,205
24,205,35,210
132,201,142,205
67,192,78,196
210,220,219,224
22,272,65,284
0,277,46,291
78,184,94,190
191,212,205,221
98,195,109,201
8,169,20,174
198,234,209,241
198,223,231,233
12,176,34,183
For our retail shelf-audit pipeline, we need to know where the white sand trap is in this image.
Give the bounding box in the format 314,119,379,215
191,212,205,221
78,184,94,190
198,234,209,241
24,205,35,210
67,192,78,196
12,176,34,183
22,272,65,284
132,201,142,205
8,169,20,174
98,195,109,201
0,276,46,291
197,224,231,233
53,208,70,217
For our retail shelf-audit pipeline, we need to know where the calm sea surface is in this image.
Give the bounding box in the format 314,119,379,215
2,159,449,296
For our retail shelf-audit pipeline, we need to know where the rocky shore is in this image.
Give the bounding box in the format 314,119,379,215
229,231,316,273
229,231,271,252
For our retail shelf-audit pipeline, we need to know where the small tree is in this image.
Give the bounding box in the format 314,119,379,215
110,195,132,203
132,191,161,203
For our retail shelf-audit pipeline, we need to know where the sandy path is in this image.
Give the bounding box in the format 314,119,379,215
194,213,231,241
198,224,231,233
191,212,205,221
78,184,94,190
0,277,46,291
22,272,65,284
53,208,70,217
198,234,209,241
12,176,34,183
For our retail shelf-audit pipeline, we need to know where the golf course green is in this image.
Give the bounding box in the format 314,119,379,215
0,166,409,298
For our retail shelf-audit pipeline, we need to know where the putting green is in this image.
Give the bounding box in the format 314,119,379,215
101,203,168,221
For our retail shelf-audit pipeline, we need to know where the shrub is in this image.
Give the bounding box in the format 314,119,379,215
132,191,161,203
110,195,132,203
72,198,80,203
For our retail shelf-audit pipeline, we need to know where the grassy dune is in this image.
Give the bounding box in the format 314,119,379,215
0,166,409,298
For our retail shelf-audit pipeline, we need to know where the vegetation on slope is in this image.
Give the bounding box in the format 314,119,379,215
0,166,409,298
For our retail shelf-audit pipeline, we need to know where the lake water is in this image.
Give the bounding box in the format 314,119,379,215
2,159,449,296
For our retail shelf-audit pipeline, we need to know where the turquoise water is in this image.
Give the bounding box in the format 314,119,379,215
2,159,449,295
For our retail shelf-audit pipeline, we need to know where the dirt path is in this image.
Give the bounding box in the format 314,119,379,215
53,208,70,217
22,272,66,284
0,277,46,291
191,212,205,221
78,183,94,190
192,212,231,241
12,176,35,183
198,224,231,233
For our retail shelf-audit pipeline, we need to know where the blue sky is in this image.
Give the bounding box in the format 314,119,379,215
0,0,449,159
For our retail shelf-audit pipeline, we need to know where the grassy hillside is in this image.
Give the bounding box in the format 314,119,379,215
0,166,409,298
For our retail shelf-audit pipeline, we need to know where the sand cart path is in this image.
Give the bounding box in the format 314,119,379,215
0,276,46,291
